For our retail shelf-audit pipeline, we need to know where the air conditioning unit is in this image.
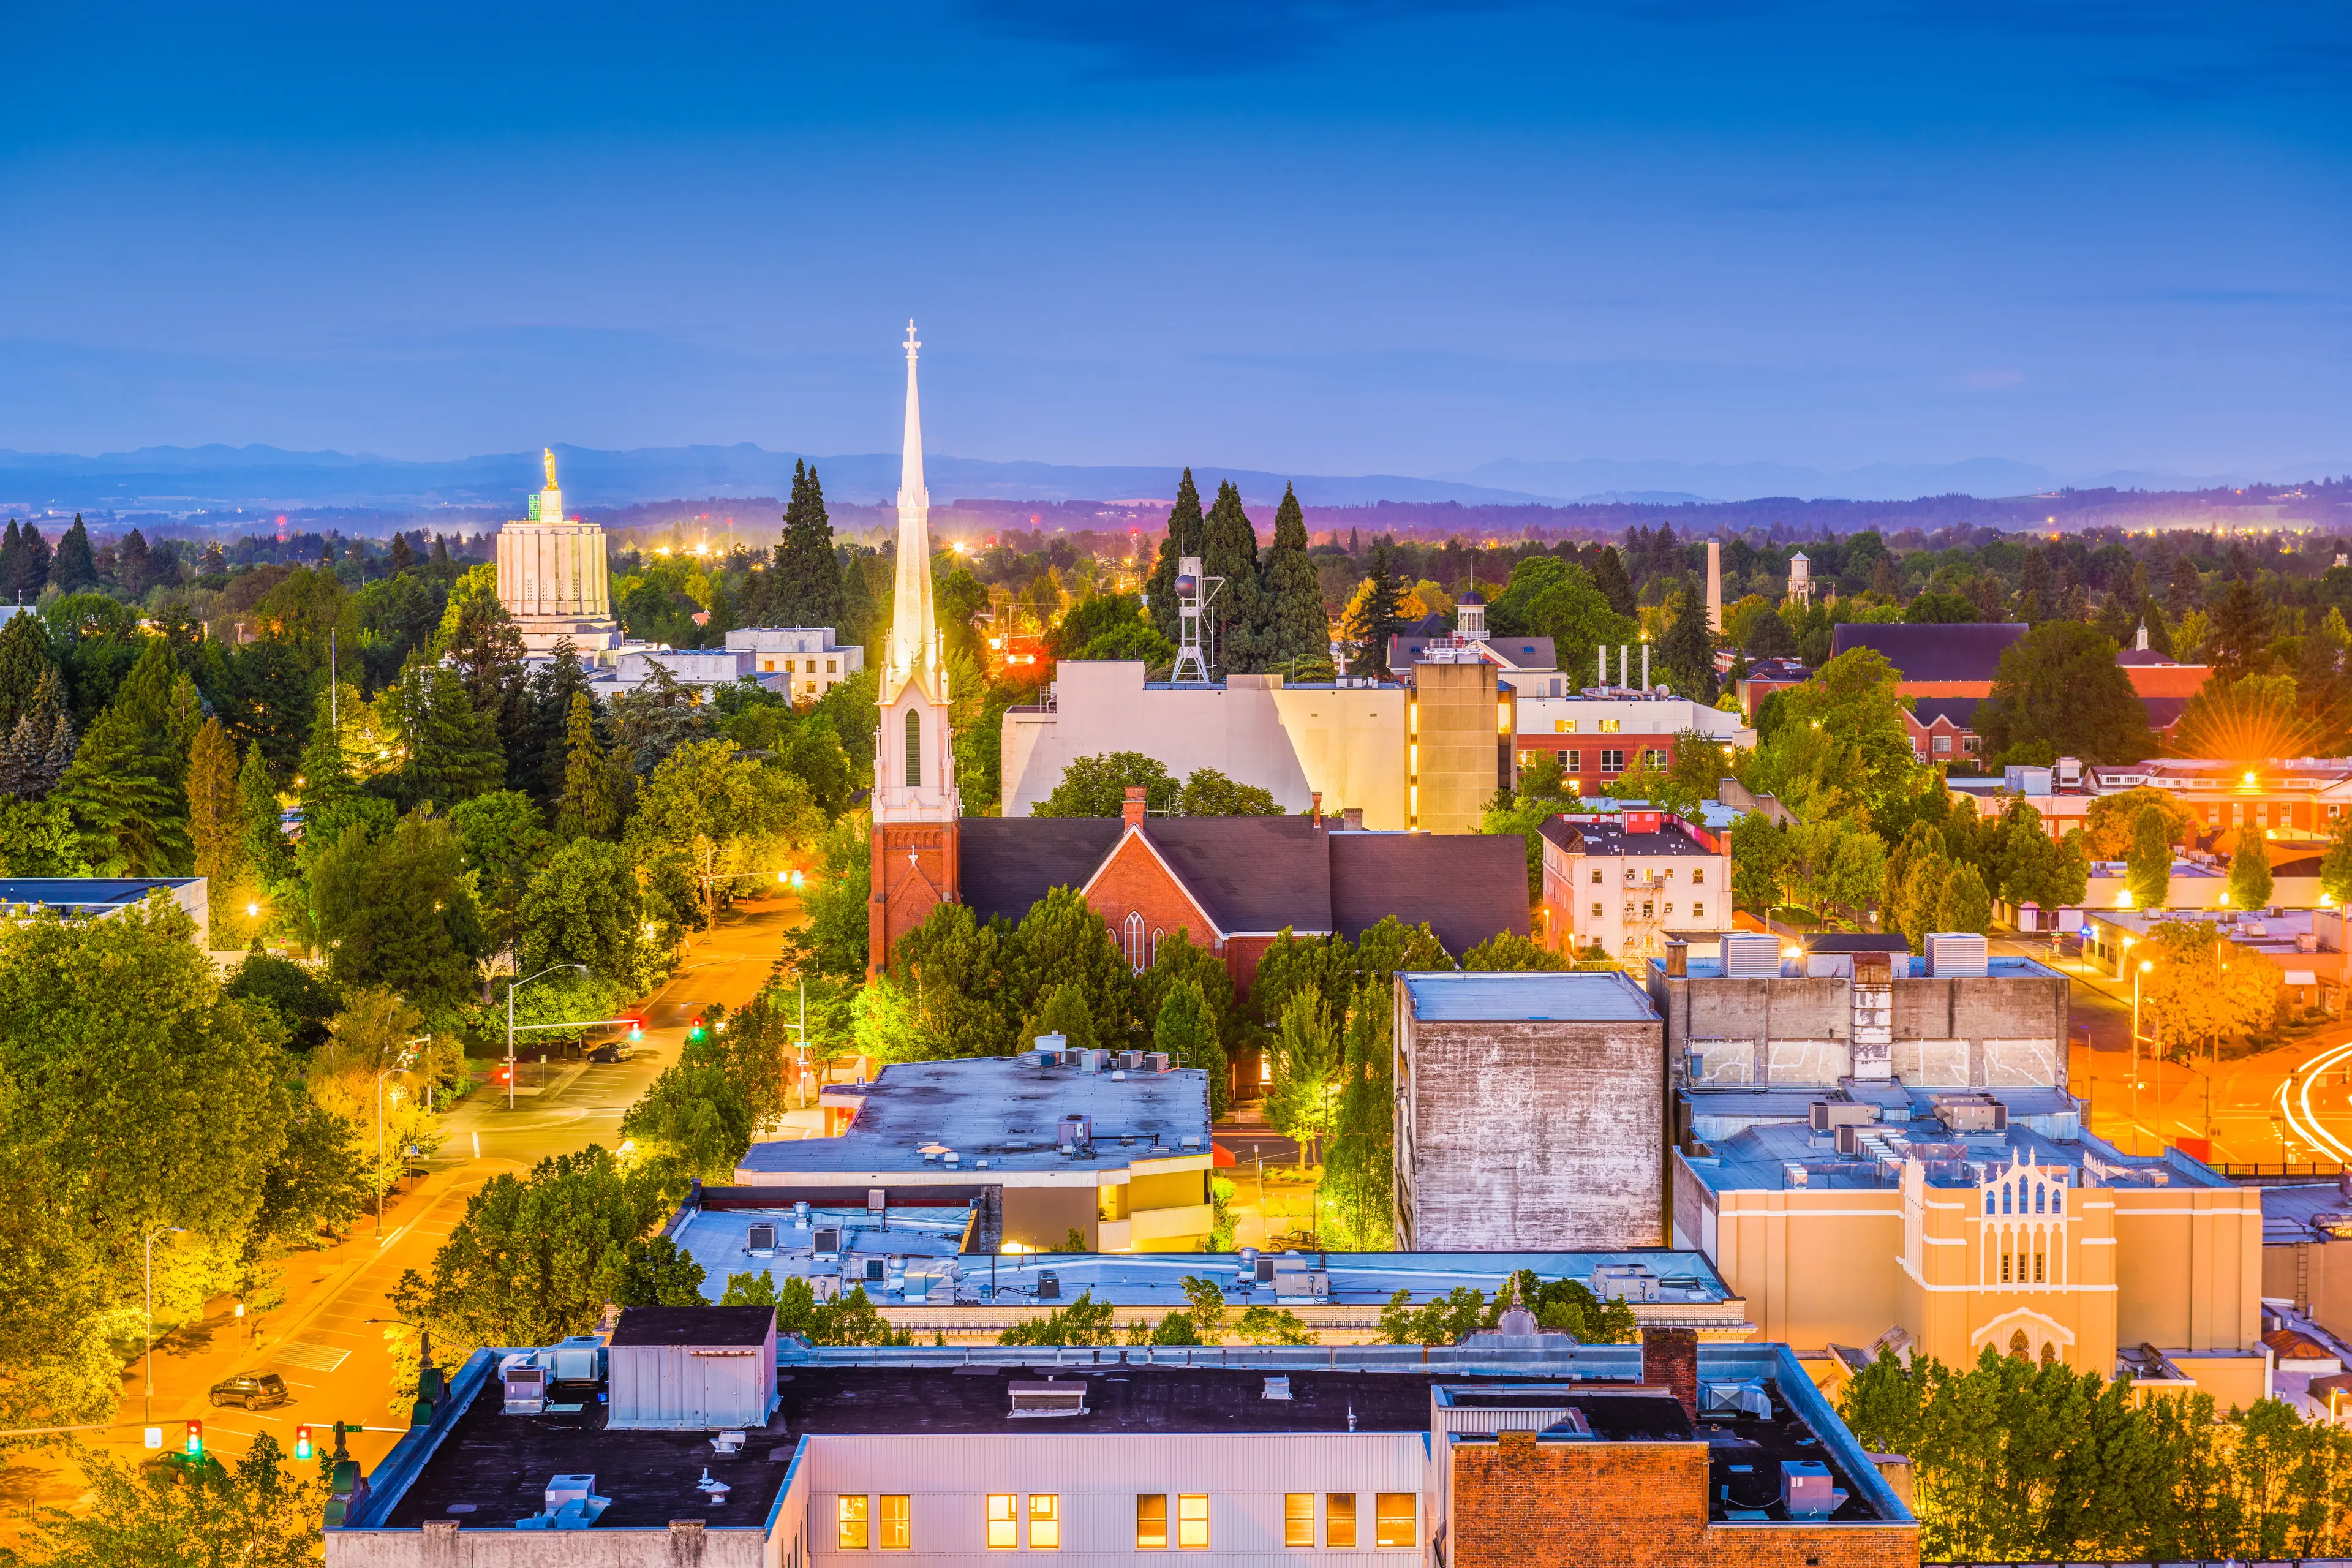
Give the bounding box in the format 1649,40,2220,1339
1722,932,1780,978
863,1257,885,1284
1808,1101,1877,1132
746,1223,777,1254
1037,1271,1060,1300
812,1227,842,1258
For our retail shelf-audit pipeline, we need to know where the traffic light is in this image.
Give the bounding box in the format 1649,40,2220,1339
688,1016,706,1041
294,1423,312,1461
627,1019,643,1043
494,1065,511,1085
184,1419,203,1458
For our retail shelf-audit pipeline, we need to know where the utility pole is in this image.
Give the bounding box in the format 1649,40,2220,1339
143,1225,185,1426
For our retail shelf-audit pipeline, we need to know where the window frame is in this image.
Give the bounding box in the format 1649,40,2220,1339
878,1494,910,1551
1326,1494,1357,1549
1136,1494,1168,1550
1176,1494,1210,1550
987,1494,1017,1550
839,1495,870,1551
1284,1493,1316,1550
1374,1494,1417,1550
1123,910,1147,972
1028,1494,1060,1550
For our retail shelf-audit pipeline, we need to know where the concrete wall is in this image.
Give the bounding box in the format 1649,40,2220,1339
1650,973,2069,1091
327,1521,768,1567
1396,982,1665,1250
2266,1232,2352,1343
1000,664,1407,826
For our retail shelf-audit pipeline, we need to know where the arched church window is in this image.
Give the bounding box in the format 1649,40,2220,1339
904,709,922,789
1123,911,1147,972
2008,1329,2031,1360
1152,927,1165,965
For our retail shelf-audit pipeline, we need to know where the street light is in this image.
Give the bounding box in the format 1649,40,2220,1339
143,1224,186,1426
375,1034,431,1237
507,965,587,1109
2133,959,2154,1152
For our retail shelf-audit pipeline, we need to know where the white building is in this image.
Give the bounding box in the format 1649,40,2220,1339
1001,661,1409,826
726,627,864,702
1536,811,1733,959
496,449,627,659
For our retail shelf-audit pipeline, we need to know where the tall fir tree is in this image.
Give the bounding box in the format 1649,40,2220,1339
236,741,292,888
31,674,77,796
554,690,622,840
0,521,24,602
774,461,844,629
186,715,245,892
1256,484,1329,671
0,611,53,732
51,639,189,873
387,532,417,573
1345,540,1412,679
17,522,50,598
391,660,505,811
522,639,592,806
1657,577,1718,700
837,547,880,663
115,529,156,598
1199,480,1263,676
1591,546,1637,617
50,515,97,594
440,590,530,788
1144,469,1206,644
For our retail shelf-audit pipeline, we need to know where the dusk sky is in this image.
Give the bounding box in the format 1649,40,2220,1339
6,1,2348,483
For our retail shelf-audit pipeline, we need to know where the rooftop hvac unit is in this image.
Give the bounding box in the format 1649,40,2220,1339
1256,1254,1276,1284
1700,1378,1773,1420
1923,932,1989,977
745,1223,776,1254
863,1257,885,1284
1807,1100,1878,1132
1145,1052,1172,1072
1722,932,1781,978
1037,1271,1060,1300
1115,1050,1144,1071
1008,1381,1088,1419
1935,1098,2007,1134
812,1227,842,1257
1262,1376,1292,1400
1834,1125,1862,1156
1782,1460,1844,1521
1591,1263,1660,1303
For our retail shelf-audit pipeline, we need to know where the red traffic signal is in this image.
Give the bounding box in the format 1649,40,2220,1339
688,1016,706,1041
627,1019,643,1042
294,1423,312,1460
184,1419,203,1457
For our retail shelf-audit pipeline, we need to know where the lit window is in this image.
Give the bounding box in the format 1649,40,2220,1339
1030,1495,1060,1550
1326,1495,1358,1548
880,1496,910,1551
1375,1494,1417,1550
1664,902,1673,916
1285,1494,1315,1548
1598,718,1621,734
1259,1055,1272,1085
1692,867,1705,885
1137,1495,1168,1550
1590,869,1602,886
763,658,776,672
840,1496,870,1550
988,1494,1017,1549
1124,911,1147,972
1555,718,1577,733
1177,1495,1209,1550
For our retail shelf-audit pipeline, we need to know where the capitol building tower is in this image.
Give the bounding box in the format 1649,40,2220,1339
497,448,623,655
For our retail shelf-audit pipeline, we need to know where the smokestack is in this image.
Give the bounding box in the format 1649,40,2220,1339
1641,642,1650,691
1706,540,1722,635
1643,1326,1698,1419
1619,644,1628,689
1310,790,1323,827
1597,646,1606,686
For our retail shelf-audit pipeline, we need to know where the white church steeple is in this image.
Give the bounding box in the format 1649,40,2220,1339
883,320,943,705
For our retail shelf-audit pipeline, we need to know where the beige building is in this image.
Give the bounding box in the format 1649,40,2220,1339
496,448,623,657
1000,660,1408,826
1408,654,1505,832
1537,810,1733,960
1673,1084,2271,1411
727,626,862,702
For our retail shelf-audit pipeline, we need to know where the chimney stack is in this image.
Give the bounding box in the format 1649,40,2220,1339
1706,540,1722,634
1643,1326,1698,1419
1665,939,1688,979
1310,791,1324,826
1342,807,1363,831
1123,786,1148,829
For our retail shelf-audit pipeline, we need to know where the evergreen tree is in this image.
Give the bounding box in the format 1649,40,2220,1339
1200,480,1264,674
115,529,155,598
429,534,452,569
0,521,24,601
15,523,49,598
387,532,417,573
1152,978,1225,1118
2165,557,2203,620
1144,469,1206,645
51,640,189,873
1344,541,1411,678
237,741,291,888
1256,484,1328,672
554,692,622,840
0,611,53,732
440,590,530,788
522,640,592,805
1657,577,1717,699
837,546,879,658
50,515,97,594
1591,546,1637,617
34,688,77,797
774,461,844,628
186,716,244,886
390,660,505,811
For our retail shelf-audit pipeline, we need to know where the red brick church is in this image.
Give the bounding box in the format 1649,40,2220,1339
865,323,1527,993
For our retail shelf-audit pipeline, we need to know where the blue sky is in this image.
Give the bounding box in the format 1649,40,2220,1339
4,1,2348,481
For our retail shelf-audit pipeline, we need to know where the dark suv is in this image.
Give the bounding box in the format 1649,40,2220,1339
207,1373,289,1409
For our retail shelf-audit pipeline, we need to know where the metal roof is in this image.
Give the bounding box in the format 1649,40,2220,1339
1400,970,1657,1023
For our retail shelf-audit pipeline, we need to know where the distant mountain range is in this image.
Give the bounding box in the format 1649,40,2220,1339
1,442,2341,518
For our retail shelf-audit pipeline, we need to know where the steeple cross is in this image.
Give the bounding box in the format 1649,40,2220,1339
904,320,920,357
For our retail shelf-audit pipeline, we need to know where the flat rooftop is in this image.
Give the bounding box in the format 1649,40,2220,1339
669,1202,975,1297
0,876,198,907
1401,970,1657,1023
2261,1183,2352,1245
1667,952,2062,981
1682,1092,2227,1194
364,1355,1902,1530
735,1057,1210,1180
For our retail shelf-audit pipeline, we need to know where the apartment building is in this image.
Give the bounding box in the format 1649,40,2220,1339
1536,810,1733,960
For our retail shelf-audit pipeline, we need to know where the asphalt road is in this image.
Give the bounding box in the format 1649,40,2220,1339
0,896,804,1529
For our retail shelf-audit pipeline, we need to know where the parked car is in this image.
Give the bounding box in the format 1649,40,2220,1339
587,1040,633,1064
208,1372,289,1409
